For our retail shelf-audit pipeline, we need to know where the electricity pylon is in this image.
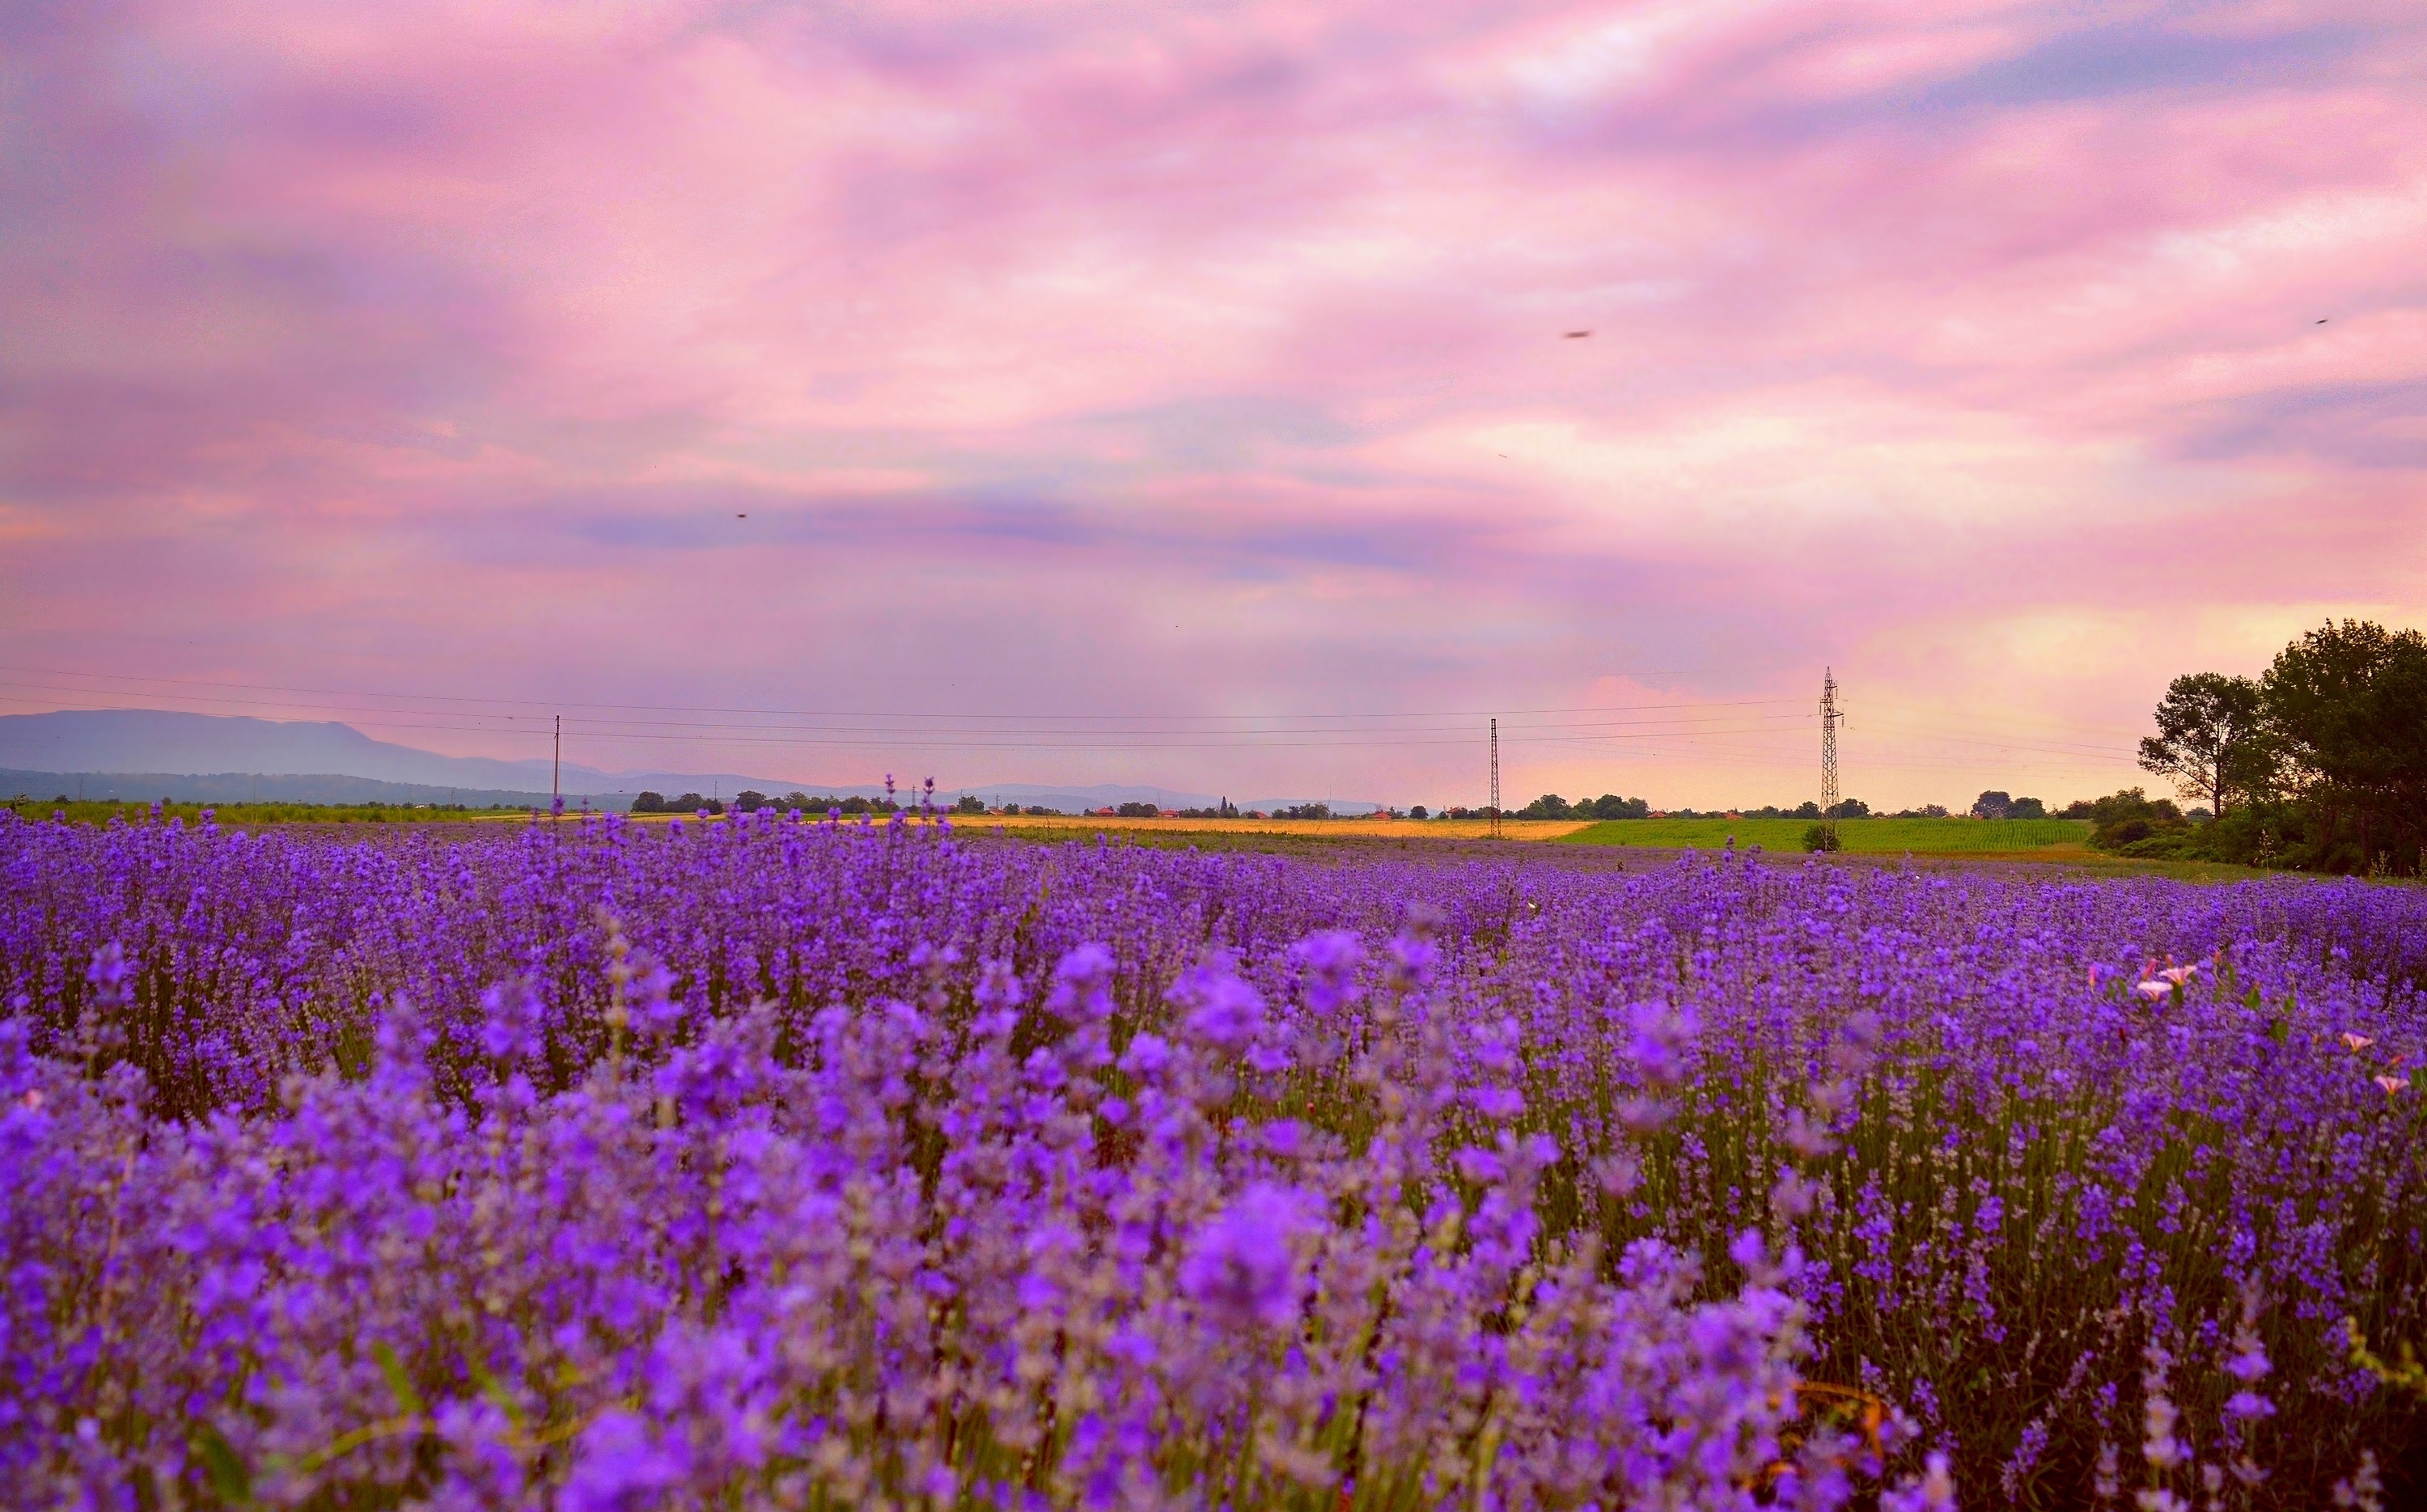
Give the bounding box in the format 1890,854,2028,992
1819,669,1841,850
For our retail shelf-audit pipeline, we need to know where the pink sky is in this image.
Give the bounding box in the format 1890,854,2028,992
3,0,2423,808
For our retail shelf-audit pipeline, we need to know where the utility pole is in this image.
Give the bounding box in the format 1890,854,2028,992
553,714,561,812
1489,718,1502,840
1819,668,1841,851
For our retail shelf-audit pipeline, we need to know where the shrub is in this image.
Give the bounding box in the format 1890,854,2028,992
2086,788,2186,851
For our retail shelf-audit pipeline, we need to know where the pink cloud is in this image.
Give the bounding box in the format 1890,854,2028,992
2,0,2422,808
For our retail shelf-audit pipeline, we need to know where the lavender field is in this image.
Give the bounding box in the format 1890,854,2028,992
5,809,2425,1510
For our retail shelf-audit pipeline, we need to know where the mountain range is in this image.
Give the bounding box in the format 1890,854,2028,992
0,709,1382,814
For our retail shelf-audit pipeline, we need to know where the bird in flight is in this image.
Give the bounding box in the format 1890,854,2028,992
737,512,748,518
2315,319,2329,324
1564,330,1591,339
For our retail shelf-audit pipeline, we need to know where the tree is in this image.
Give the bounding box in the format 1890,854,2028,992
629,790,667,814
733,790,769,812
1408,805,1429,819
2259,620,2427,872
954,794,985,814
1970,791,2011,820
2085,788,2184,850
2138,672,2269,820
1827,798,1870,820
2008,797,2046,820
1519,794,1571,820
1589,794,1649,820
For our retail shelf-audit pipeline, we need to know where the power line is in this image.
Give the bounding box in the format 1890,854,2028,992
0,684,1819,748
0,691,2137,768
0,663,1767,724
0,665,2147,780
0,683,1815,743
0,664,2141,756
0,694,1809,752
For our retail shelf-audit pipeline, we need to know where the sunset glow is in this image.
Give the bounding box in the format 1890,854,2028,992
4,1,2421,807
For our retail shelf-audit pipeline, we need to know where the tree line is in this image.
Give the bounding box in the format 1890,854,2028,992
2126,619,2426,874
628,790,939,816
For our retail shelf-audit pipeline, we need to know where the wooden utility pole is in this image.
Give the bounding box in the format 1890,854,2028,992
1489,718,1502,840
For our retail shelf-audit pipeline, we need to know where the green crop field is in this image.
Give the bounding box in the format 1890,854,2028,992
1560,815,2092,854
2,798,537,828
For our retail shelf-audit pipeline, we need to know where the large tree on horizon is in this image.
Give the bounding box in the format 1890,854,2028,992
2259,620,2427,869
2138,672,2269,819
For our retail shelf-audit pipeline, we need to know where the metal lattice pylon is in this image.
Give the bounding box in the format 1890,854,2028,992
1489,718,1502,840
1819,669,1840,849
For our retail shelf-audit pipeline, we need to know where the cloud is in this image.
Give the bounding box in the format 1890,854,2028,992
1918,16,2368,110
2,0,2423,807
2180,377,2427,468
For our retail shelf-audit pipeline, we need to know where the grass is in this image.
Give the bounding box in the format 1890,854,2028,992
1,803,2298,884
1561,815,2094,854
972,812,1592,841
5,798,537,827
625,809,2309,881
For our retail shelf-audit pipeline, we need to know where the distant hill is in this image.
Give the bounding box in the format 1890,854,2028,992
0,709,821,805
0,709,1387,814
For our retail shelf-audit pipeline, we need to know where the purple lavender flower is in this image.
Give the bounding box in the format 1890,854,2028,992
477,978,544,1064
1047,942,1117,1024
1288,929,1365,1015
1180,1182,1311,1330
84,941,130,1008
1,810,2420,1507
1625,999,1697,1088
1169,956,1264,1051
561,1408,684,1511
1117,1032,1171,1080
